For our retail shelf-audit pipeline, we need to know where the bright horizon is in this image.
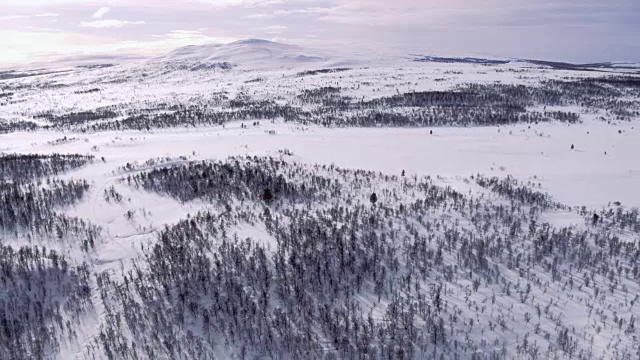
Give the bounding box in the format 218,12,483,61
1,0,639,66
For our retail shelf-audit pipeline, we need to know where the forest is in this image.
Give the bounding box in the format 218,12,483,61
74,156,640,359
0,153,100,359
0,74,637,133
0,147,637,359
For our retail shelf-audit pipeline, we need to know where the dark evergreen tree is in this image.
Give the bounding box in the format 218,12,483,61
262,188,274,204
370,192,378,205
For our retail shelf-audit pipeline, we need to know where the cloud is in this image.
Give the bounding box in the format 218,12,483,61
0,13,58,20
80,19,145,28
316,0,638,29
0,15,30,20
262,25,288,34
246,13,274,19
1,0,638,64
273,8,330,16
163,29,208,39
1,0,93,4
170,30,203,34
0,30,100,65
197,0,242,5
196,0,283,8
92,7,111,19
0,27,238,66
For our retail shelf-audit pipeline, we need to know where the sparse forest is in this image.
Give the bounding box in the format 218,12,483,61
77,157,639,359
37,78,640,131
2,61,639,133
0,154,99,359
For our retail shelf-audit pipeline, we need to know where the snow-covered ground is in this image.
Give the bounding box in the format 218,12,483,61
1,39,640,360
2,40,635,122
2,120,638,209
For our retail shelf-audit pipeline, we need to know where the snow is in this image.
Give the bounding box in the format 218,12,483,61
1,41,640,359
150,39,343,70
0,49,618,124
3,120,637,210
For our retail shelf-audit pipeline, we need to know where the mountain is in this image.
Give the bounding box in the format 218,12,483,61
151,39,335,70
411,54,640,72
413,55,512,65
3,54,149,72
507,58,637,71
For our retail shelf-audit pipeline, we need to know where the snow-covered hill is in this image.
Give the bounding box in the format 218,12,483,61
2,123,640,359
150,39,339,70
0,42,639,359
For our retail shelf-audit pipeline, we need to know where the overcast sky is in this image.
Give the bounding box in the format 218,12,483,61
1,0,638,65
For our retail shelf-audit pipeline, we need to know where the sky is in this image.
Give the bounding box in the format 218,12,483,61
0,0,638,66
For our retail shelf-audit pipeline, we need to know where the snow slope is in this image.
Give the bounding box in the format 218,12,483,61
150,39,340,70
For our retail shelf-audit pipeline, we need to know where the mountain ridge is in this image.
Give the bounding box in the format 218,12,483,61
3,39,639,72
150,38,332,70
